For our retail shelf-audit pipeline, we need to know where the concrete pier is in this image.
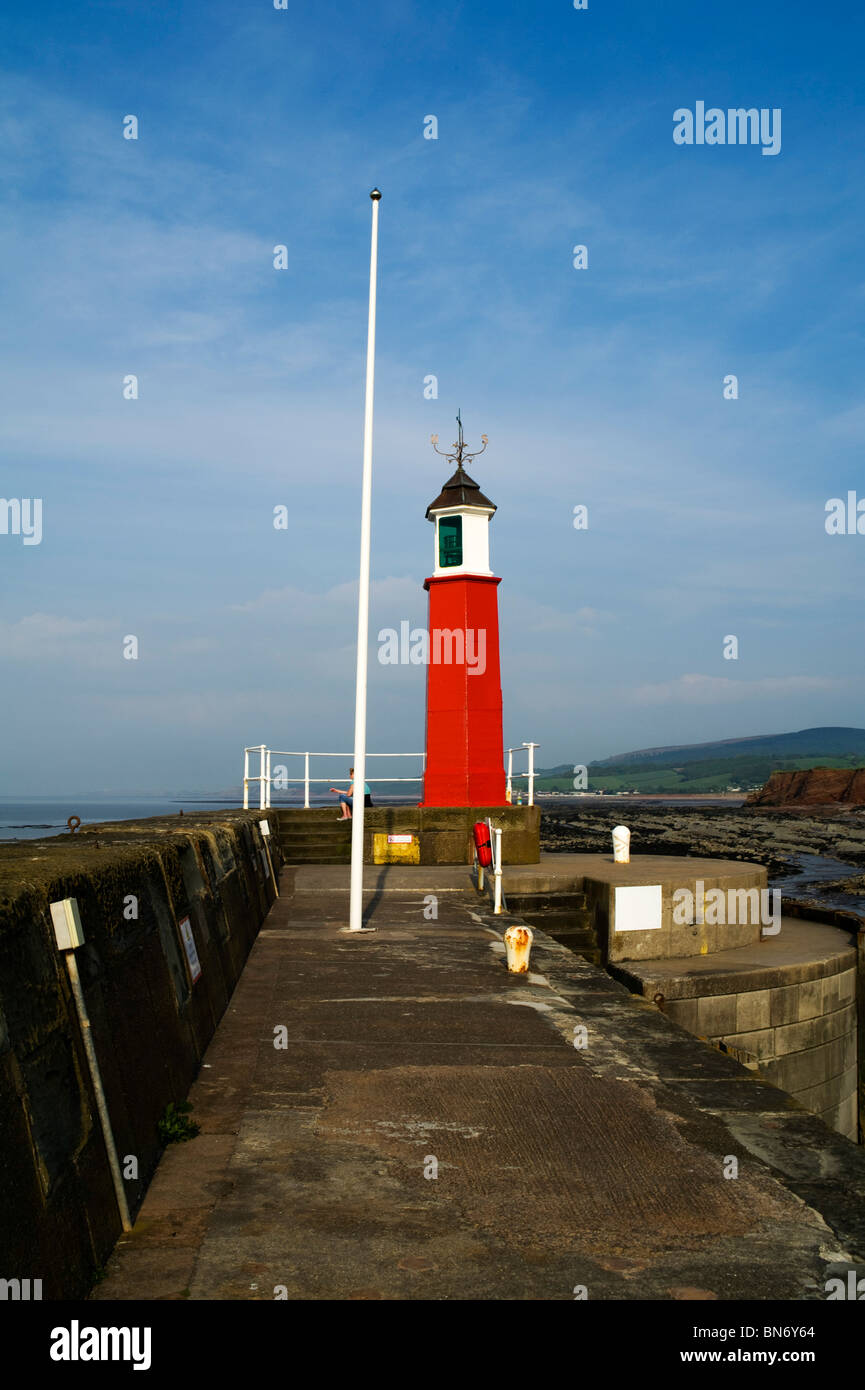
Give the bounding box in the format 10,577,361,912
93,862,865,1302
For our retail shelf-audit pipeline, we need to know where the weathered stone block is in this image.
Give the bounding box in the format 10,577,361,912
774,1002,855,1058
829,1091,858,1140
696,994,738,1037
769,985,799,1026
794,1066,856,1115
796,977,824,1021
767,1035,854,1094
725,1026,775,1060
823,968,856,1012
665,999,699,1032
419,830,471,865
735,989,771,1033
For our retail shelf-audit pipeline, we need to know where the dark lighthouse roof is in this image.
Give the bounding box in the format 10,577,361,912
425,464,496,519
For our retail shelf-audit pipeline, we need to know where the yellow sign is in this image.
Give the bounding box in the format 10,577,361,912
373,833,420,864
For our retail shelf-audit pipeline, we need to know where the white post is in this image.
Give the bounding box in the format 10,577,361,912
50,900,133,1234
506,748,513,803
304,753,310,809
347,189,381,934
260,820,279,898
493,826,503,915
243,748,249,810
525,742,538,806
265,747,272,809
259,744,266,810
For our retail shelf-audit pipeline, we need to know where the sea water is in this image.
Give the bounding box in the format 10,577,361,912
0,799,214,842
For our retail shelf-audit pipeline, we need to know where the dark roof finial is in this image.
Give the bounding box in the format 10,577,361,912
426,413,495,517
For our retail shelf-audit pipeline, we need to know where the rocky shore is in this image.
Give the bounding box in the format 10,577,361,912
539,800,865,889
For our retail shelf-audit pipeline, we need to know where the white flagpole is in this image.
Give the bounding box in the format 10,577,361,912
347,188,381,934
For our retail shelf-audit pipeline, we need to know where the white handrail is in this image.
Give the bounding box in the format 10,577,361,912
267,750,426,758
242,743,268,809
243,744,537,810
505,742,540,806
242,747,426,810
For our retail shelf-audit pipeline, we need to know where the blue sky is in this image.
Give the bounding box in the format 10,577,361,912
1,0,863,794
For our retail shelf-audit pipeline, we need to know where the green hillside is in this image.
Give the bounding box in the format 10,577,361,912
536,729,865,794
592,726,865,768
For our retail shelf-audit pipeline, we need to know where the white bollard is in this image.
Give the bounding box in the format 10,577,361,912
612,825,630,864
504,924,533,974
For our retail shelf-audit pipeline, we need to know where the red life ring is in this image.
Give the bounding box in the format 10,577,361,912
472,821,493,868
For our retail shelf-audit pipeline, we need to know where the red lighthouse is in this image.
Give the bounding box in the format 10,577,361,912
421,416,506,807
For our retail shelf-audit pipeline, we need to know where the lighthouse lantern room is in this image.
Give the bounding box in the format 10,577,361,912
421,414,507,807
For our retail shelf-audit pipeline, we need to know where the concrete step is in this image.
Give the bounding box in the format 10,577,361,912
510,901,600,961
280,839,351,853
517,906,592,928
546,928,599,948
282,840,352,852
510,912,594,938
507,892,588,913
564,948,603,965
281,828,352,842
285,850,353,861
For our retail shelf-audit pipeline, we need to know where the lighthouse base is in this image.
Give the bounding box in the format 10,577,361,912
272,804,540,866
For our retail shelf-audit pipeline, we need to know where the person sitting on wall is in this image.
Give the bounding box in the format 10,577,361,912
329,768,373,820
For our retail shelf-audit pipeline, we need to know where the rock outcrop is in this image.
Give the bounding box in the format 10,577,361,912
746,767,865,807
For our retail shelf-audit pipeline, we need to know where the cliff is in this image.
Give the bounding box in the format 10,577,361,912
746,766,865,807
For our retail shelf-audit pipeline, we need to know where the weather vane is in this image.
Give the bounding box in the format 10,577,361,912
431,409,488,468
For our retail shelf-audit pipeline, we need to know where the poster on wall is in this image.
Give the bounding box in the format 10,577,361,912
614,885,663,932
178,915,202,983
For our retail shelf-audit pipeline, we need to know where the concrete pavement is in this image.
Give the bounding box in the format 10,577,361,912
93,864,865,1301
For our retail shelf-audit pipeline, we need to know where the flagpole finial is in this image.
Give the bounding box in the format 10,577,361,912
370,188,381,200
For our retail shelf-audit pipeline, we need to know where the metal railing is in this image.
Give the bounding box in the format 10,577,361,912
505,742,539,806
243,742,540,810
242,746,425,810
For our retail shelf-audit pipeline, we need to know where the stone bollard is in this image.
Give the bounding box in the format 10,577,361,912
612,825,630,864
504,924,533,974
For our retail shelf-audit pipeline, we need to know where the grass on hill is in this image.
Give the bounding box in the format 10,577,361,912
536,753,865,795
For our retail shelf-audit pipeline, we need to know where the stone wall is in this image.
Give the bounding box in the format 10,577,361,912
611,913,859,1140
665,967,856,1137
0,811,278,1298
274,804,541,865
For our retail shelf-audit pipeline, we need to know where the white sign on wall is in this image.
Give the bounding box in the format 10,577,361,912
614,885,662,932
178,915,202,982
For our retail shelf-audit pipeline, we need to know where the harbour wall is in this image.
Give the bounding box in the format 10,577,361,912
604,896,862,1143
274,804,541,865
612,924,859,1139
501,858,862,1143
0,811,278,1298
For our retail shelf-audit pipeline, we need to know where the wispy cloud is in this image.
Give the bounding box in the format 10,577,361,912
630,673,850,706
1,5,864,791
